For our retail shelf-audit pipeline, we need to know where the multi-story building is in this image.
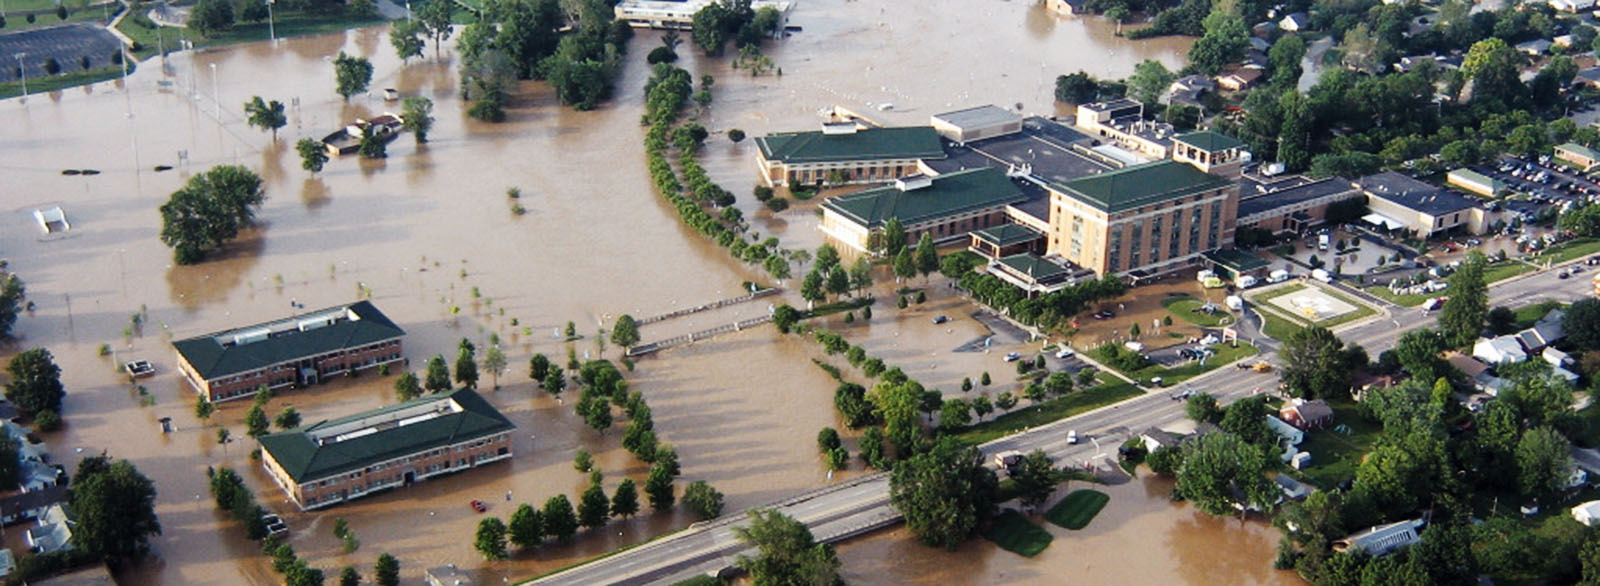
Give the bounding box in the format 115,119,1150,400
819,168,1027,253
1073,99,1177,159
1044,131,1243,278
1236,177,1362,233
259,388,515,510
614,0,794,30
173,301,406,403
1356,171,1493,238
754,124,945,187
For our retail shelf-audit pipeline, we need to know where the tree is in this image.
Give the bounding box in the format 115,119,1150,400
508,503,543,549
611,314,640,349
296,138,329,175
1518,425,1572,499
1055,71,1100,103
1395,328,1447,383
416,0,454,58
1218,396,1272,448
646,462,675,511
611,478,640,518
401,97,435,144
939,399,972,429
274,407,301,430
5,349,63,415
216,427,231,445
578,481,609,530
333,52,374,102
883,217,907,256
580,394,612,433
817,427,842,453
1186,392,1222,423
475,517,508,560
1173,432,1278,516
544,367,567,398
1128,59,1175,105
1012,450,1065,508
69,459,161,561
893,249,916,282
1487,306,1518,336
0,270,22,340
243,96,287,140
848,256,873,295
482,346,507,389
188,0,235,37
529,353,551,383
826,266,849,299
337,566,360,586
374,553,400,586
733,509,842,586
0,436,20,492
159,165,266,264
684,480,724,520
1189,9,1249,75
390,18,425,62
772,304,802,334
1268,34,1305,88
392,371,422,402
1438,252,1487,348
542,495,579,544
424,355,451,392
913,233,938,282
1278,325,1353,400
889,436,998,549
971,395,993,421
245,405,269,439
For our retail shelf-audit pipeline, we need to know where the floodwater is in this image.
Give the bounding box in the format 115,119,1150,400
0,0,1207,583
836,472,1306,586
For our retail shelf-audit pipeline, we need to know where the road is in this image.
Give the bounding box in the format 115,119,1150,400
528,260,1595,586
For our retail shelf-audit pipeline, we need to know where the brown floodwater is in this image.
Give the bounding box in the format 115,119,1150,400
836,472,1306,586
0,0,1213,583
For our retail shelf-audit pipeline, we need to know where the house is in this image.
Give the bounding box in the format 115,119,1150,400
28,564,113,586
1474,335,1528,364
173,301,407,403
0,484,68,526
1279,12,1310,31
1516,39,1554,56
1280,399,1334,430
1556,143,1600,172
1334,519,1425,556
1141,427,1186,452
1216,67,1265,91
259,388,515,511
1045,0,1087,14
1551,0,1596,12
1393,54,1463,74
1552,366,1582,384
26,503,73,554
1248,37,1272,52
1266,415,1305,445
1576,69,1600,90
1545,347,1574,368
425,564,478,586
0,549,12,579
1574,500,1600,526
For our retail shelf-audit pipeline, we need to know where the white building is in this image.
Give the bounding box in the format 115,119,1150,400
1551,0,1595,13
1473,335,1528,364
1574,500,1600,526
1266,415,1305,446
614,0,794,30
1334,519,1425,556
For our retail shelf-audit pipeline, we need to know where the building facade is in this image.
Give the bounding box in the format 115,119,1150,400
819,169,1027,253
754,125,945,187
1357,172,1492,238
1074,99,1176,159
173,301,406,402
1236,178,1362,233
1045,132,1243,277
614,0,793,29
259,388,515,510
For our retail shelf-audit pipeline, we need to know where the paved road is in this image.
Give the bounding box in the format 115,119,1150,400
528,259,1596,586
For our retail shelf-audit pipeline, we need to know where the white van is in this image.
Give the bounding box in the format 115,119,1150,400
1268,269,1290,283
1312,269,1332,283
1236,275,1259,288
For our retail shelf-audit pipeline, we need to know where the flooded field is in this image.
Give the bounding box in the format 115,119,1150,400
0,0,1205,583
837,472,1306,586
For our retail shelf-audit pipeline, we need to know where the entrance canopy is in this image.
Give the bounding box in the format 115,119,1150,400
1361,212,1406,231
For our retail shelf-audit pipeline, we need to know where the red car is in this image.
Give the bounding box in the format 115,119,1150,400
470,500,487,513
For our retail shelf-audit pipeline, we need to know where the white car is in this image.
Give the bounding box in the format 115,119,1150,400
1067,430,1079,444
1055,348,1075,359
1004,352,1022,362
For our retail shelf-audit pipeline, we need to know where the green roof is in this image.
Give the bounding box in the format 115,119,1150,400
996,253,1069,281
822,168,1026,229
755,126,945,164
1557,142,1600,162
1447,168,1503,188
1052,160,1233,213
259,388,515,484
173,301,405,381
1174,130,1245,152
971,224,1044,247
1203,248,1269,272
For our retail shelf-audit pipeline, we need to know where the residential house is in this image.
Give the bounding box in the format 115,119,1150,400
1140,427,1186,452
1474,335,1528,364
1161,75,1215,108
1266,415,1305,445
1216,67,1265,91
1551,0,1596,12
1248,37,1272,52
1516,39,1554,56
1576,68,1600,90
0,549,12,579
1279,12,1310,31
1545,347,1574,368
26,503,72,554
1276,474,1313,500
1445,353,1501,393
1045,0,1087,14
1575,500,1600,526
29,564,113,586
1334,519,1426,556
0,484,68,526
1280,399,1334,430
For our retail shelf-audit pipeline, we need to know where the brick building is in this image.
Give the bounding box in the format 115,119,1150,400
819,168,1027,253
173,301,406,403
755,124,945,187
259,388,515,510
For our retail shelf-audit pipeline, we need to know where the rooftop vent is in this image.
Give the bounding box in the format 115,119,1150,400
821,122,858,135
895,174,934,191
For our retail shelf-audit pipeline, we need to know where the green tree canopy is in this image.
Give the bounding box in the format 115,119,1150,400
474,517,508,560
733,509,842,586
889,436,998,549
243,96,287,140
1438,252,1487,348
1173,432,1278,516
69,458,162,561
542,494,579,544
611,314,640,349
5,348,63,414
507,503,543,549
333,52,374,102
159,165,266,264
1278,325,1355,399
424,355,451,392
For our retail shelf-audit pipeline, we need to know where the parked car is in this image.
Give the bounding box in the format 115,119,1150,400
1004,352,1022,362
471,500,488,513
1055,348,1075,359
1559,271,1571,280
1092,310,1115,319
932,315,949,324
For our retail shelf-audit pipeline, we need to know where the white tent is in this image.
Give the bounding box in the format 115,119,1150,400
1361,212,1406,231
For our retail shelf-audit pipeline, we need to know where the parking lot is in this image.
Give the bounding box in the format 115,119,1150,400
1469,154,1600,213
0,23,124,83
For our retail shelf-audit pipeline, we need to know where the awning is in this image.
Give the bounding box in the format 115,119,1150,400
1362,212,1406,231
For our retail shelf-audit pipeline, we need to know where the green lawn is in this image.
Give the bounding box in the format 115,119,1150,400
1363,286,1432,307
954,374,1141,445
982,510,1053,557
1485,260,1537,284
1044,489,1109,530
1513,300,1566,329
1291,399,1381,490
0,6,105,33
1532,237,1600,266
0,63,128,99
1259,310,1303,340
117,9,386,60
1162,296,1235,328
1249,283,1377,332
1121,342,1260,386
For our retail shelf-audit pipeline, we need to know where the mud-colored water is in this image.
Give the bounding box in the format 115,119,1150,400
837,473,1305,586
0,0,1216,582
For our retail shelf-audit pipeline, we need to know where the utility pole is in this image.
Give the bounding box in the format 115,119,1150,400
14,52,26,101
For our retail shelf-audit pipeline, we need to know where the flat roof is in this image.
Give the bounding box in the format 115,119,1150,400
1204,248,1269,271
173,301,405,381
932,105,1022,130
755,126,945,165
1357,171,1480,216
921,117,1108,185
259,388,514,484
1237,177,1358,218
1052,160,1234,213
971,224,1044,247
822,167,1026,228
996,253,1071,281
1175,130,1245,152
1447,168,1503,188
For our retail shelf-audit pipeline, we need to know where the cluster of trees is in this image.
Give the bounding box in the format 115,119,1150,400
191,0,377,37
799,243,872,307
68,455,162,562
477,474,724,560
1277,326,1368,399
6,348,64,417
732,509,842,584
458,0,630,117
159,165,266,265
951,260,1126,334
689,0,783,56
209,466,272,540
389,0,455,62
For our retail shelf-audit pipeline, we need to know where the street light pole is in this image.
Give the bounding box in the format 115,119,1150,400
266,0,275,43
13,52,25,101
209,62,219,120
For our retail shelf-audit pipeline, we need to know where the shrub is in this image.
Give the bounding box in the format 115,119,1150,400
765,197,789,212
646,46,678,64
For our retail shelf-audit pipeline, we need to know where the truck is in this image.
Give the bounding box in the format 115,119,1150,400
1236,275,1258,288
1312,268,1332,283
1268,269,1290,283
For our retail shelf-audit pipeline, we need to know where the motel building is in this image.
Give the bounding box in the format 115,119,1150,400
173,301,406,403
819,168,1028,254
754,124,945,188
259,388,515,511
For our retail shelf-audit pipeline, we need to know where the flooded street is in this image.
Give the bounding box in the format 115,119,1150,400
0,0,1209,582
837,473,1305,586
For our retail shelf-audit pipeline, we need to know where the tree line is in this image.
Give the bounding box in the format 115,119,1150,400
456,0,631,119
